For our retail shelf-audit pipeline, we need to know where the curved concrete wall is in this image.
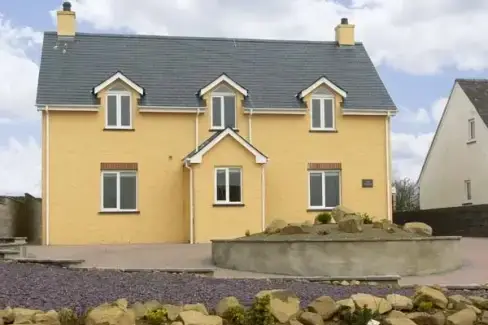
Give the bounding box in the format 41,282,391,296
211,237,462,277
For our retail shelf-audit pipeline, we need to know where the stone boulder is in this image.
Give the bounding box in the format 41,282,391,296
256,289,300,324
386,294,413,311
468,296,488,310
12,308,44,324
299,311,324,325
384,317,417,325
214,297,241,317
446,308,477,325
308,296,339,320
351,293,392,314
85,301,136,325
280,224,308,235
336,299,355,313
0,307,15,324
182,304,208,315
480,311,488,325
33,311,60,325
330,206,355,223
338,215,363,233
163,304,184,322
177,310,222,325
413,286,448,309
265,219,288,234
449,295,473,310
403,222,433,236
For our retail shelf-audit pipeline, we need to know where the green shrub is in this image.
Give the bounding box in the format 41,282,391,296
341,305,379,325
144,308,168,325
417,301,433,312
246,294,275,325
360,213,374,224
223,305,247,325
315,212,332,224
58,308,79,325
245,229,251,237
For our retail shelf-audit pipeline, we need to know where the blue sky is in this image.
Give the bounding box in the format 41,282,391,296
1,0,488,196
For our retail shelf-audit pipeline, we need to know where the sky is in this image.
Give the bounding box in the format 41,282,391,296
1,0,488,197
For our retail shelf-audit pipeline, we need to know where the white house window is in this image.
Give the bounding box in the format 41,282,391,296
309,170,340,209
468,118,475,141
311,97,335,130
215,167,242,204
465,179,472,201
211,93,236,130
106,91,132,129
102,171,137,211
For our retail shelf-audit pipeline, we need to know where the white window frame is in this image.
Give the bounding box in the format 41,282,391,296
308,170,341,210
100,170,138,212
465,179,472,202
310,95,335,131
468,118,475,141
214,167,243,205
211,92,237,130
105,91,132,129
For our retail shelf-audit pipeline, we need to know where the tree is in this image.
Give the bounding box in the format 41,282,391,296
393,177,420,212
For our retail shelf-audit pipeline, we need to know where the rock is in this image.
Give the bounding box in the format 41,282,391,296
449,295,472,310
171,322,183,325
340,281,350,286
12,308,43,324
280,225,308,235
337,299,355,313
413,286,448,309
383,317,417,325
302,220,313,227
332,281,341,285
468,296,488,310
407,312,445,325
388,311,407,318
114,299,129,310
466,305,481,315
256,289,300,323
330,206,355,223
85,302,136,325
162,305,183,322
338,215,363,233
299,312,324,325
351,280,361,285
33,311,60,325
290,320,305,325
215,297,241,317
373,220,392,230
0,307,15,324
308,296,339,320
143,300,162,312
182,304,208,316
480,311,488,325
403,222,432,236
130,302,146,319
351,293,392,314
386,294,413,311
177,310,222,325
265,219,288,234
446,308,477,325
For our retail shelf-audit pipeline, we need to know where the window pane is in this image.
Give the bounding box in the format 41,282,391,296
103,173,117,209
212,97,222,128
325,174,340,207
309,173,323,207
469,120,475,139
120,96,131,127
224,96,236,128
120,173,137,210
228,168,241,202
216,169,226,201
311,99,322,128
107,96,117,126
324,99,334,128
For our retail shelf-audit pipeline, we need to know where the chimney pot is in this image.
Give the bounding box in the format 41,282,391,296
62,1,72,11
341,18,349,25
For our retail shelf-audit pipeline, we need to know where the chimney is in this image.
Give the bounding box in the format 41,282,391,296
335,18,355,46
56,1,76,37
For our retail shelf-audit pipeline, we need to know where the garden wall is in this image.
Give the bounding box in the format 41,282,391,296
0,193,42,243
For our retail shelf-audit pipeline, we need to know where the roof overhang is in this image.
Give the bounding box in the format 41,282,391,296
186,128,267,164
92,71,145,96
297,76,347,99
198,74,248,97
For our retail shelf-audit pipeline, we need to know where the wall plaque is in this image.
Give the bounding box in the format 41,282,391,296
362,179,374,188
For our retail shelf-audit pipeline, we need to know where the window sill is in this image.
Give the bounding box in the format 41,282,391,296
307,208,334,212
104,127,135,132
99,210,140,215
462,202,473,206
309,129,338,133
213,203,245,207
209,128,239,132
467,139,476,145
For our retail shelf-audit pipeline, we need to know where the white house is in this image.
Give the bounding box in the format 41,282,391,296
418,79,488,209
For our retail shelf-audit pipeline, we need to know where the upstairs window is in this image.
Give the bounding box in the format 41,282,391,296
468,118,475,141
311,96,335,130
465,179,472,202
106,91,132,129
211,91,236,130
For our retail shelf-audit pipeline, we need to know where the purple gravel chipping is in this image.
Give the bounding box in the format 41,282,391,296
1,262,487,315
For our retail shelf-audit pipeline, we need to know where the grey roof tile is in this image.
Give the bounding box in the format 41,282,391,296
36,32,396,111
457,79,488,127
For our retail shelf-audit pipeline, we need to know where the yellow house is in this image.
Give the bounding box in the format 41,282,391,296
35,3,397,245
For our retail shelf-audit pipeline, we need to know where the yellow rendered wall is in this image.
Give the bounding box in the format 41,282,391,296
192,136,262,243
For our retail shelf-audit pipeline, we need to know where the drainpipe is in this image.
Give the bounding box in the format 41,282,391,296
261,164,266,231
248,107,253,143
45,105,50,245
184,160,195,244
385,111,392,221
195,108,200,151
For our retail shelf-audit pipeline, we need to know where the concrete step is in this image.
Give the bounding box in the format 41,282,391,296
0,237,27,244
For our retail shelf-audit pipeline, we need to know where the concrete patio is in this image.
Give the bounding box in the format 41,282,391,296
23,237,488,286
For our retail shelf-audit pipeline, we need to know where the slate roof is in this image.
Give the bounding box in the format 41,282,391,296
457,79,488,126
36,32,396,111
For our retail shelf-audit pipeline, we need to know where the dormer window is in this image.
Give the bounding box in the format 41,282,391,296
106,89,132,129
211,84,236,130
310,96,335,131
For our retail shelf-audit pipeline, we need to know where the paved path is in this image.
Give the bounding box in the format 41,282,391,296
25,237,488,286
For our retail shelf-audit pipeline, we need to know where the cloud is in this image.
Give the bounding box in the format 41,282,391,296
62,0,488,75
391,132,434,181
0,137,41,197
430,97,448,123
0,14,42,120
